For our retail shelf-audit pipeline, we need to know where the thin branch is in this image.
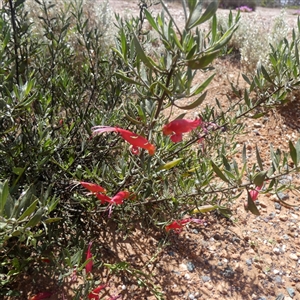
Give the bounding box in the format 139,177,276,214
8,0,19,86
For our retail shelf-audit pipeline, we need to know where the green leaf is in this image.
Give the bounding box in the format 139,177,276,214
24,208,44,229
246,191,260,215
222,155,231,171
144,9,159,32
242,144,247,164
207,22,239,52
244,89,250,107
158,158,183,170
218,206,232,218
261,65,273,84
192,205,218,214
289,140,298,166
187,0,197,11
253,171,267,187
176,91,207,110
190,74,215,96
186,0,218,30
296,139,300,164
251,112,265,119
211,14,217,44
256,145,264,171
44,217,62,224
171,28,184,51
211,161,229,183
133,34,155,70
120,29,127,61
186,50,219,69
17,199,38,222
0,180,9,216
242,74,251,85
115,72,142,86
12,167,25,176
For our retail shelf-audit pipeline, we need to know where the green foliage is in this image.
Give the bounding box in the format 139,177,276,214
0,0,300,298
219,0,256,10
216,10,291,71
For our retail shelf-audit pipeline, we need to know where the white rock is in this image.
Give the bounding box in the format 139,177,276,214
289,253,298,260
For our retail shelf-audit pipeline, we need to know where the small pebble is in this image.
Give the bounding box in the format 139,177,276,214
274,275,283,284
279,215,288,222
278,192,289,200
253,122,262,128
295,282,300,292
269,212,276,218
283,234,290,240
273,247,281,254
187,262,195,272
222,266,235,278
184,273,191,280
287,287,295,298
188,294,195,300
274,202,282,210
246,259,252,266
201,275,211,282
289,253,298,260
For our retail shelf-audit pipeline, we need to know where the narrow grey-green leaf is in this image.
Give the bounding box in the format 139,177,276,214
144,9,159,32
242,144,247,164
247,191,260,215
190,74,215,96
289,140,298,166
186,50,219,69
251,112,265,119
115,72,142,85
0,180,9,216
187,0,197,11
253,171,267,187
17,199,38,221
44,217,62,224
187,0,218,30
261,65,273,84
133,34,153,69
256,145,263,170
296,139,300,164
120,29,127,61
176,91,207,110
24,208,44,229
242,73,251,85
211,161,229,183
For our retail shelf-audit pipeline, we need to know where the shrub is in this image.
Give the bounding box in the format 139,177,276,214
1,0,300,298
216,10,291,71
219,0,256,11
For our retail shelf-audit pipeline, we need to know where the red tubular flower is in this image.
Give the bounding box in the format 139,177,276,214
249,185,262,201
96,193,112,204
80,182,106,194
30,292,53,300
166,218,203,234
88,284,107,300
162,118,202,143
111,191,130,205
85,242,93,275
92,126,156,155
